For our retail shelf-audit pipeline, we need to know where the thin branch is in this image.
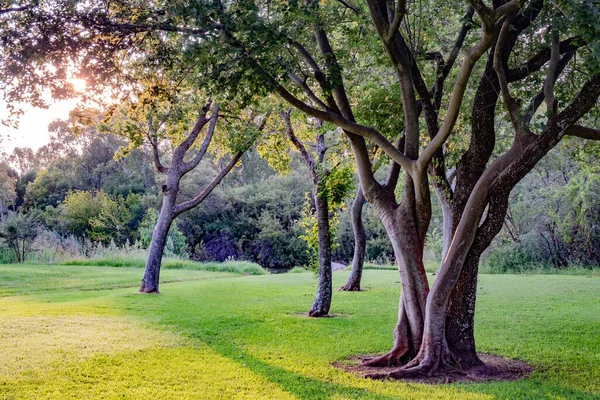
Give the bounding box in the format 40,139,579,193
287,72,330,110
494,16,523,133
385,0,406,42
281,109,318,181
0,4,29,15
506,36,582,82
334,0,360,16
544,29,560,115
173,150,244,215
146,115,168,173
181,103,220,173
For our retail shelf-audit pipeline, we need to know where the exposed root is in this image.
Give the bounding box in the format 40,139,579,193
139,285,159,294
307,308,329,318
362,346,409,368
339,283,361,291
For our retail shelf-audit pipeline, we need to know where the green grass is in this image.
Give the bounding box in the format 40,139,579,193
63,255,267,275
364,259,439,273
0,264,599,399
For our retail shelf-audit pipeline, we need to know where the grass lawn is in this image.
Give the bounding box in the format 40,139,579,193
0,264,598,399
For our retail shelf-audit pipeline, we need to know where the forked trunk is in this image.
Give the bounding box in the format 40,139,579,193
341,188,366,291
139,195,175,293
308,187,333,317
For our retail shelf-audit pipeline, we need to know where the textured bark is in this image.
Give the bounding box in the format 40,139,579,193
139,194,175,293
308,186,333,317
341,187,366,291
363,195,430,366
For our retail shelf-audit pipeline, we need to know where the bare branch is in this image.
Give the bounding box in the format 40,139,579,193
494,16,522,133
181,103,220,174
281,109,318,182
566,125,600,140
334,0,360,15
544,29,560,115
506,36,582,82
385,0,406,42
0,4,29,15
173,150,244,215
287,72,330,110
175,100,212,156
146,116,168,174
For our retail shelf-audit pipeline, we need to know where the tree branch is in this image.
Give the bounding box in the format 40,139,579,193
181,103,220,174
173,150,244,215
566,125,600,140
506,36,582,82
281,109,318,181
146,116,168,174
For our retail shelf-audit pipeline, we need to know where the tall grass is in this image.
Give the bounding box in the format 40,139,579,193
63,253,267,275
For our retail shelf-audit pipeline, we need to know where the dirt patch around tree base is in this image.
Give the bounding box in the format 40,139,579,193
334,353,534,384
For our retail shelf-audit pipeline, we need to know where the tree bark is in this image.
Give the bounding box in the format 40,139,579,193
139,191,176,293
363,198,430,366
308,184,333,317
341,187,366,291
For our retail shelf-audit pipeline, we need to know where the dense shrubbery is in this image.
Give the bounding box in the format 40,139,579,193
2,118,598,272
483,141,600,272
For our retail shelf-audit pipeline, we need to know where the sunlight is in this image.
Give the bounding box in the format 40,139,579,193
69,78,87,93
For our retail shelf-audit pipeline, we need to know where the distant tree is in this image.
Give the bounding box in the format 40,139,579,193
280,109,354,316
0,162,17,222
0,211,40,263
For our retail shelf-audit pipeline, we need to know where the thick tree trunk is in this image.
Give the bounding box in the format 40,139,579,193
341,187,366,291
364,200,430,366
308,186,333,317
444,251,482,368
139,194,175,293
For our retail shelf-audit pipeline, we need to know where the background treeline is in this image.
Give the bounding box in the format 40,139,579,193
0,119,395,268
1,119,599,272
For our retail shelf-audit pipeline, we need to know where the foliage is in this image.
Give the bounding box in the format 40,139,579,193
0,211,41,263
61,190,145,246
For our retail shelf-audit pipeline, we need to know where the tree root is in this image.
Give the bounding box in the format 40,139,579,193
362,345,409,368
308,308,329,317
339,283,361,291
139,285,159,293
365,340,466,380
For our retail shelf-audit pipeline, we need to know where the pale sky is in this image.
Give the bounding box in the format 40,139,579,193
0,79,88,154
0,99,80,154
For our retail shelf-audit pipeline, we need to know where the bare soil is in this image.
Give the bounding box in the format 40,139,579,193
334,353,534,384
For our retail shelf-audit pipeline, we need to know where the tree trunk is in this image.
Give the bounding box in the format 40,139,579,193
444,250,482,368
308,185,333,317
364,200,430,366
341,187,366,291
139,193,175,293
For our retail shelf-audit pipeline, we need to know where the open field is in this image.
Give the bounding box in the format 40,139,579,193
1,264,598,399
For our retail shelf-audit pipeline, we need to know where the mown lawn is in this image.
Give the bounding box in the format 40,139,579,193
0,264,598,399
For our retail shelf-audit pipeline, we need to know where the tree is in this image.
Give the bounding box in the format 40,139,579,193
0,211,40,263
280,109,354,316
2,0,599,377
0,162,17,222
103,87,267,292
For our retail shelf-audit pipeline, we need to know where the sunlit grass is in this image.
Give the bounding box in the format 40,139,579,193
0,264,598,399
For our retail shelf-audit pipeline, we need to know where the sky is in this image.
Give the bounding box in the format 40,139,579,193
0,99,79,153
0,79,87,154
